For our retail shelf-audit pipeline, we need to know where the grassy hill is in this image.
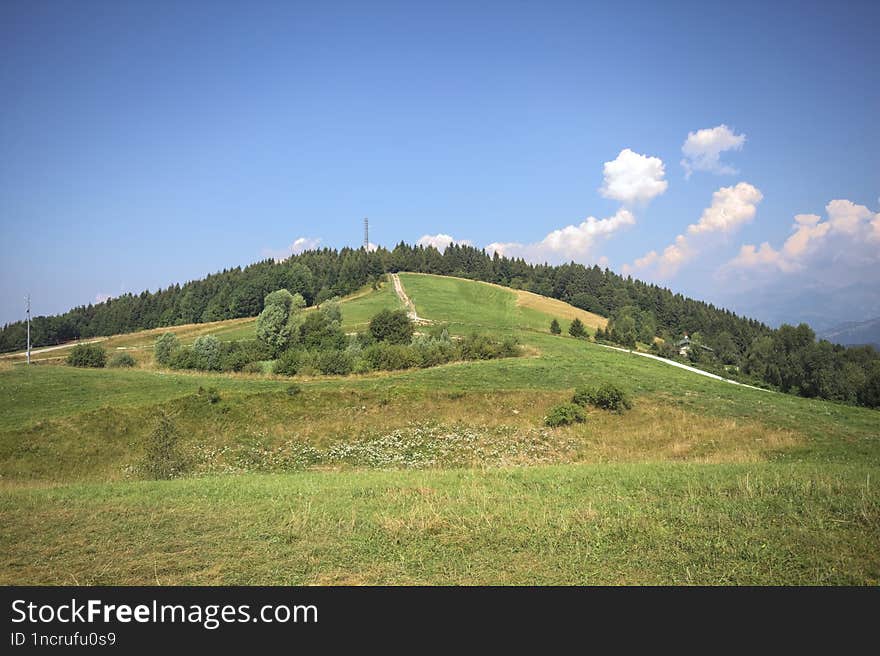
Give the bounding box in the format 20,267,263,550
0,274,877,585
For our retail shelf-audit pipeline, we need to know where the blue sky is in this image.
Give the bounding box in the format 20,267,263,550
2,0,878,329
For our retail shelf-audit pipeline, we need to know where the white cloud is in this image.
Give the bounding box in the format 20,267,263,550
681,124,746,178
599,149,668,205
485,208,635,264
263,236,322,262
687,182,763,235
624,182,763,278
725,199,879,274
416,233,472,251
826,198,874,236
95,293,111,304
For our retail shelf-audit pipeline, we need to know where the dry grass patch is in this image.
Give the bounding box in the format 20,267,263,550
513,288,607,330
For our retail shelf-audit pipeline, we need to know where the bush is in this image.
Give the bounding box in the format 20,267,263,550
219,348,252,372
141,413,189,480
108,352,136,368
550,318,561,335
315,349,354,375
369,309,414,345
67,343,106,368
362,342,419,370
573,383,632,412
274,349,302,376
544,403,586,427
154,333,179,366
286,384,302,396
192,335,221,371
568,318,587,338
168,347,197,370
242,361,264,374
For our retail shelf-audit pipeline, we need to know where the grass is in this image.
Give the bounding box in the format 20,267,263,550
1,463,876,585
0,272,878,584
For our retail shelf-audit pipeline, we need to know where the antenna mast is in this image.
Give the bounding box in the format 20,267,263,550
363,217,369,250
26,294,31,365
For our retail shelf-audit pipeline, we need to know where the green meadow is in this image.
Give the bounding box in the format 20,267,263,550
1,274,878,584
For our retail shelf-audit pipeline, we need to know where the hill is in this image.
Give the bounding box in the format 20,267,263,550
819,317,880,349
0,273,878,585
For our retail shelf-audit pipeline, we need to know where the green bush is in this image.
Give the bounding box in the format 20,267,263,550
573,383,632,412
568,318,587,338
286,384,302,396
192,335,221,371
108,352,136,368
154,333,179,366
66,343,107,368
274,349,302,376
168,347,197,370
550,318,561,335
242,361,264,374
362,342,419,370
369,309,414,344
544,403,586,427
141,413,189,480
315,349,354,375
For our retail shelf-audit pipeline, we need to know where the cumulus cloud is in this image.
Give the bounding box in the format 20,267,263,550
624,182,763,278
485,209,635,264
687,182,763,235
263,237,322,262
599,149,668,205
416,233,472,251
680,124,746,178
95,293,111,304
725,199,879,274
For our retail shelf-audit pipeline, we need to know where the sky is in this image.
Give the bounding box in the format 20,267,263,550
1,0,878,330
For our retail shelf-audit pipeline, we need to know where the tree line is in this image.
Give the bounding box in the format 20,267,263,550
2,241,877,407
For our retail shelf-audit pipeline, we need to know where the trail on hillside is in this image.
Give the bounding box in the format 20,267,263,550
596,343,772,393
0,337,106,359
390,274,431,324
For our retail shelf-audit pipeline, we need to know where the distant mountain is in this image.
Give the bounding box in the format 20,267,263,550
819,317,880,349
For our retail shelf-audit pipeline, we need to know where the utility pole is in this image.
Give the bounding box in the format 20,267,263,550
363,217,369,250
26,294,31,365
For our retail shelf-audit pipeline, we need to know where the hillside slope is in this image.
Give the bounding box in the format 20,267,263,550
1,273,877,585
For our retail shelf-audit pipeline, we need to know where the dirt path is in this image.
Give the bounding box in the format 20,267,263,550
390,273,431,324
0,337,106,359
596,343,772,392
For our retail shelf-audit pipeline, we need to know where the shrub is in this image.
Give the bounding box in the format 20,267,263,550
67,343,106,368
108,352,136,368
219,348,252,372
192,335,221,371
315,349,354,375
573,383,632,413
141,413,189,480
550,318,561,335
286,384,302,396
168,347,197,370
568,318,587,338
242,361,264,374
458,332,496,360
544,403,586,427
296,312,346,351
362,342,419,370
154,333,179,366
274,349,302,376
369,309,414,344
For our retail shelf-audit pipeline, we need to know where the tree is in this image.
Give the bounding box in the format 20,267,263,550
192,335,221,371
550,318,561,335
568,318,586,338
155,333,179,366
255,290,305,354
369,309,414,345
256,303,292,354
